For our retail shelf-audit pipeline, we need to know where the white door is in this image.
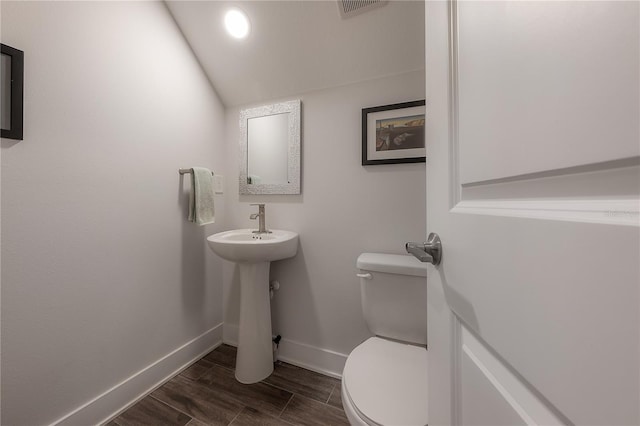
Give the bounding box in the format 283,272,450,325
425,1,639,425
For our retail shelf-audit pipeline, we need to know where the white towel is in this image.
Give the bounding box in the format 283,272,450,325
188,167,215,225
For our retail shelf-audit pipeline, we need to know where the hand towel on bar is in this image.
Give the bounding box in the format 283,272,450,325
188,167,215,225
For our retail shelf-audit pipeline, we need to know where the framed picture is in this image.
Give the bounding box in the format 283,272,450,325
362,100,425,166
1,43,24,140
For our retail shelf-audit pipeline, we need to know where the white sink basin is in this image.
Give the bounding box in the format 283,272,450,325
207,229,298,263
206,228,299,384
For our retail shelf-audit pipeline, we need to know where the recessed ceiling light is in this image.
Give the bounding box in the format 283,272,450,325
224,9,250,39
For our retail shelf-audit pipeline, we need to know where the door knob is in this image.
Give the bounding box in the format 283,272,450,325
406,233,442,266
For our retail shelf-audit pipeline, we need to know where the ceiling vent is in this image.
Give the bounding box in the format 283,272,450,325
337,0,388,19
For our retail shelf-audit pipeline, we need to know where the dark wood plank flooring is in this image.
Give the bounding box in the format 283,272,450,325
108,345,348,426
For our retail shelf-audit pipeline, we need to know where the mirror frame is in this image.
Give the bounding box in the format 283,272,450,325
239,99,301,195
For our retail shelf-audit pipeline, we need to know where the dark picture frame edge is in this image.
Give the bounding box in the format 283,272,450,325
362,99,426,166
1,43,24,141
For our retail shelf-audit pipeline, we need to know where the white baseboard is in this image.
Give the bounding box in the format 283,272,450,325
223,323,239,346
52,323,223,426
223,323,347,379
277,338,347,379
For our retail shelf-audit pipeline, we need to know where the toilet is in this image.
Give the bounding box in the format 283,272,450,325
342,253,428,426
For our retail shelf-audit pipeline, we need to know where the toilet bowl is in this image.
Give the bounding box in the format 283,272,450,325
342,253,428,426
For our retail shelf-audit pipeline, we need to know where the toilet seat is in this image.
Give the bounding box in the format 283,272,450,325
342,337,428,426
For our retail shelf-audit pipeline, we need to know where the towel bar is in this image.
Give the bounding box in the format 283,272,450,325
179,168,214,175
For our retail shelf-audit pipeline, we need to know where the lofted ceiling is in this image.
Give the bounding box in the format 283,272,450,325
165,0,425,107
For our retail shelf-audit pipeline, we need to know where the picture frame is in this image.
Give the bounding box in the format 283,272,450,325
362,100,425,166
1,43,24,141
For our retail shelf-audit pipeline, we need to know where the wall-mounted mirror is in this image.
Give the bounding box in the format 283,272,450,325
239,100,301,195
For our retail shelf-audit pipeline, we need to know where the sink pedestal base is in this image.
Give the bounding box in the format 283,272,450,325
235,261,274,384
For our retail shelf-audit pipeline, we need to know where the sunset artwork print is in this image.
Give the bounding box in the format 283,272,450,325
375,114,425,151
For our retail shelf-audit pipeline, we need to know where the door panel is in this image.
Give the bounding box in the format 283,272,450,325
426,1,640,425
460,325,558,426
457,1,639,184
461,353,527,426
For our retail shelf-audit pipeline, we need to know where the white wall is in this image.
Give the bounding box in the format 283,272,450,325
0,2,227,425
224,70,426,374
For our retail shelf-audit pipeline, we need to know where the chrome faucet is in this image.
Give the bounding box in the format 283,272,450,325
250,203,270,234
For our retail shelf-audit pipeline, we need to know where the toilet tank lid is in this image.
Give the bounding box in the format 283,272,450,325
357,253,427,277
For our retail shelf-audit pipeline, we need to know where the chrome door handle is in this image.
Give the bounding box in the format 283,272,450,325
406,233,442,266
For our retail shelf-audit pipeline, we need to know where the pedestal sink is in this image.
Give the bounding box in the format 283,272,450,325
207,229,298,383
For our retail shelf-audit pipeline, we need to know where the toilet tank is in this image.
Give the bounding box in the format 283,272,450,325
357,253,427,345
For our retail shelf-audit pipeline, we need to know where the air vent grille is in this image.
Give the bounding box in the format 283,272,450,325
337,0,388,19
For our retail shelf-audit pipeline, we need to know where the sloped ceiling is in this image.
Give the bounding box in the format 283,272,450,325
165,0,425,107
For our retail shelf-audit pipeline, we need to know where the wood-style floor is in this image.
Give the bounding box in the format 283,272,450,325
107,344,349,426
